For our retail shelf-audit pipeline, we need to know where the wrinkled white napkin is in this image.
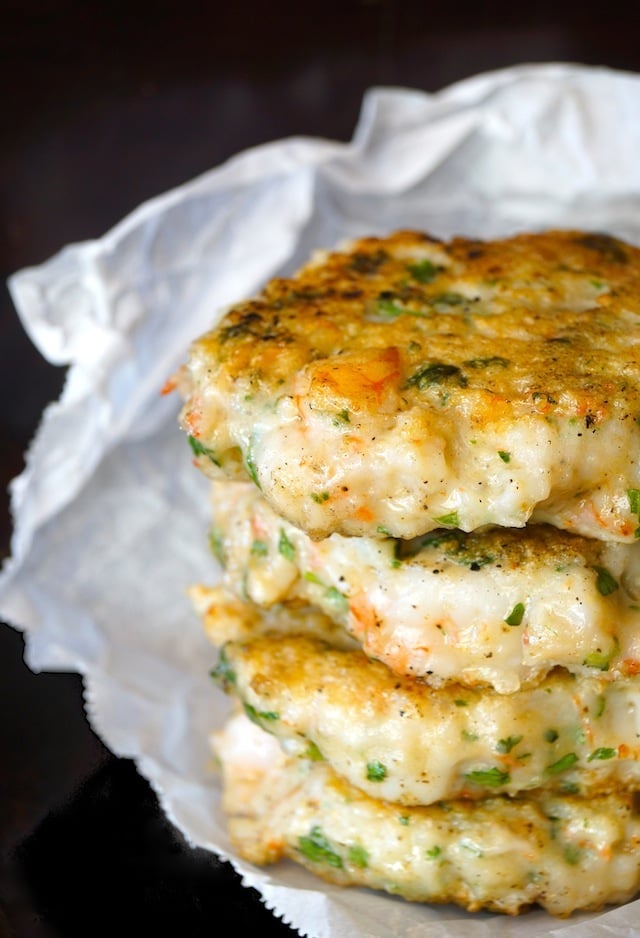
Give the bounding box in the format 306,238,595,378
5,62,640,937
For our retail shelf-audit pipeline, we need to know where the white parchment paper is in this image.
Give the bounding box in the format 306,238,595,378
5,62,640,937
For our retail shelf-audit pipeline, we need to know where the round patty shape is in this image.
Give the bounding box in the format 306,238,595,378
213,711,640,917
206,479,640,693
214,633,640,805
178,229,640,542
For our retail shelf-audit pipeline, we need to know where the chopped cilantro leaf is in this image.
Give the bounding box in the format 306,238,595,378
347,845,369,869
587,747,616,761
407,363,467,390
583,642,618,671
208,527,226,566
243,702,280,725
464,767,510,788
366,760,388,782
325,586,349,614
593,566,619,596
504,602,525,626
210,648,236,689
496,735,523,754
245,454,260,487
564,843,581,865
406,258,440,283
545,752,579,775
462,730,479,742
188,435,220,466
278,529,296,562
434,510,460,527
250,539,269,557
298,827,343,868
628,488,640,515
304,740,324,762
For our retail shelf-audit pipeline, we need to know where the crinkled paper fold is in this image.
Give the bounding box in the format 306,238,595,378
5,63,640,937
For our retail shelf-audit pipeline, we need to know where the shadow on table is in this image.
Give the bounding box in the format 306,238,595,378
2,757,296,938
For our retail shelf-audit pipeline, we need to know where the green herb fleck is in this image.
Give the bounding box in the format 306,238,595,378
325,586,350,614
463,767,510,788
208,527,226,566
373,298,417,320
545,752,579,775
398,815,410,826
310,491,330,503
366,760,388,782
498,450,511,463
245,454,260,487
563,843,581,865
504,602,525,626
250,539,269,557
454,699,468,707
593,566,619,596
243,702,280,725
587,747,617,761
462,730,479,742
434,510,460,527
210,648,236,689
628,488,640,516
278,529,296,562
594,695,606,717
544,728,559,743
407,363,468,390
347,845,369,869
304,740,324,762
496,735,523,754
406,259,440,283
583,641,618,671
188,435,220,466
426,845,442,859
332,409,351,426
298,827,343,868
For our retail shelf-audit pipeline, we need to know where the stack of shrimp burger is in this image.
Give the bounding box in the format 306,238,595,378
174,229,640,917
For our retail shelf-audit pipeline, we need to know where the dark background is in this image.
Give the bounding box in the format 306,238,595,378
2,2,640,935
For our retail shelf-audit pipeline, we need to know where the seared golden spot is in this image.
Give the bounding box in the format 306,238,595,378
296,346,402,417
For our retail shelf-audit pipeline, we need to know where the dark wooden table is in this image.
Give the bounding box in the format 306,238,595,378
2,3,640,935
